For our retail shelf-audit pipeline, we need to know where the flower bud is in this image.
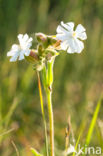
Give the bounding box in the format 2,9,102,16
47,36,57,45
35,33,47,43
33,59,45,71
35,33,57,48
37,44,44,56
25,50,39,64
45,47,58,61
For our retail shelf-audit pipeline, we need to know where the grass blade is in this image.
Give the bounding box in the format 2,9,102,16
30,148,43,156
86,97,102,146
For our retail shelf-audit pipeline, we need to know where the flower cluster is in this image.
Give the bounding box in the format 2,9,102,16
7,21,87,70
6,21,87,156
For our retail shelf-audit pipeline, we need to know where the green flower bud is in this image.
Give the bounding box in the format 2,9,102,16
35,33,47,43
33,57,45,71
33,61,45,71
25,50,39,64
44,47,59,61
35,33,57,49
37,44,44,56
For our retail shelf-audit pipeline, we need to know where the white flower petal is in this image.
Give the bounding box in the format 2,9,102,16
7,34,32,62
28,37,33,43
25,42,32,49
24,49,30,56
75,24,86,34
19,52,25,60
7,50,16,56
10,52,19,62
61,21,74,31
77,32,87,40
18,34,23,42
56,33,70,41
11,44,19,51
56,25,68,34
67,38,76,53
18,34,32,49
66,22,75,30
67,47,75,53
23,34,29,41
73,39,84,53
61,40,69,50
56,21,86,54
18,35,24,48
67,38,84,53
75,39,84,53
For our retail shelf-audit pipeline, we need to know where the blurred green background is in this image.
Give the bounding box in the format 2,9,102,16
0,0,103,155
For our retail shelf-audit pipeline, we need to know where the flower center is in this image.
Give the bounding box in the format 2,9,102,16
72,31,76,37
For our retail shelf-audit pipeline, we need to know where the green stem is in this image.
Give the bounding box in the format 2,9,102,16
42,59,55,156
47,89,54,156
46,60,54,156
37,72,49,156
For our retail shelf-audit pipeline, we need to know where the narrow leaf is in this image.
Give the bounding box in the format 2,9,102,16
30,148,43,156
86,97,102,146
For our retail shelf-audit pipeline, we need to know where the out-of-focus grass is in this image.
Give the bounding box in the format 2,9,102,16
86,96,102,146
0,0,103,155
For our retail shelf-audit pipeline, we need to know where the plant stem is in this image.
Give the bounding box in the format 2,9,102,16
37,72,49,156
46,60,55,156
46,88,54,156
42,59,55,156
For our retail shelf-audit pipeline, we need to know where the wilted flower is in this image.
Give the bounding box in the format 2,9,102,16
56,21,87,53
7,34,33,62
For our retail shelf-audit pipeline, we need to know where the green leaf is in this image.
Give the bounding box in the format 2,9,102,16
30,148,43,156
73,120,86,156
86,96,102,146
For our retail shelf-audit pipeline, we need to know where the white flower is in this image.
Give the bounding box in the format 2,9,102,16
56,21,87,53
7,34,33,62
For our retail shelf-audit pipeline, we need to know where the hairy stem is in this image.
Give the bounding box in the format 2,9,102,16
46,60,54,156
46,89,54,156
37,72,49,156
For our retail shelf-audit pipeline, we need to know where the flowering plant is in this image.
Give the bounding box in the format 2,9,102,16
7,21,87,156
